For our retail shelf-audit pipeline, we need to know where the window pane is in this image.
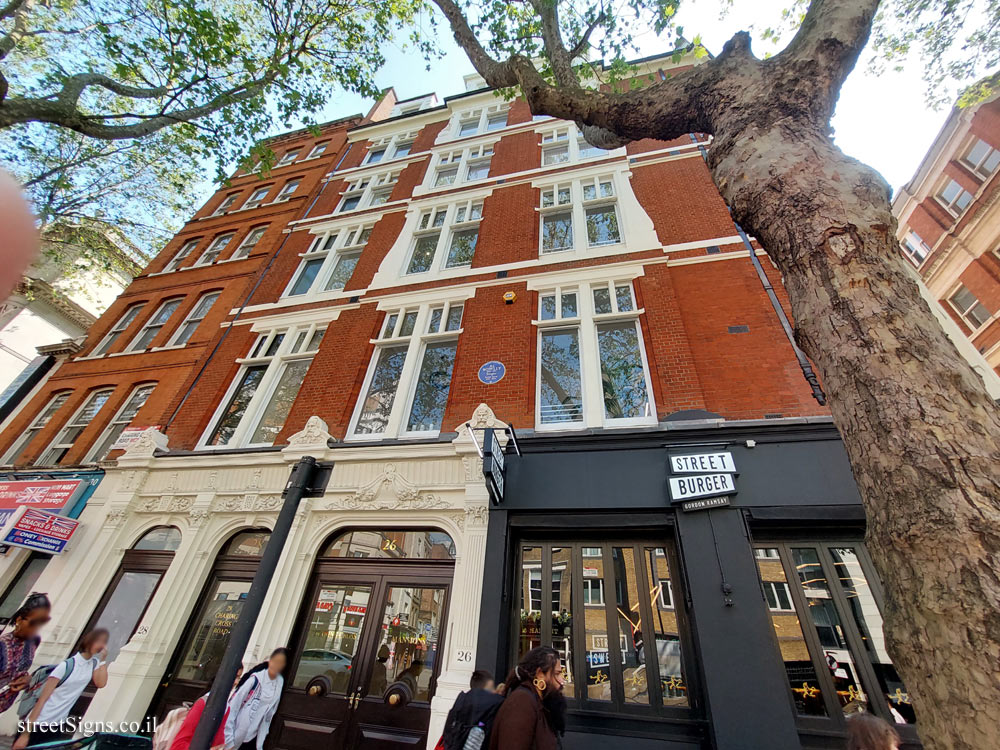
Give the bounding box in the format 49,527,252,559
293,584,372,694
612,547,649,705
0,556,49,625
408,234,439,274
371,586,447,702
582,549,611,703
519,547,543,661
542,213,573,252
340,195,361,212
428,308,443,333
829,548,916,723
394,142,412,158
400,311,418,336
459,120,478,136
207,365,267,445
467,161,490,180
290,258,323,295
249,359,311,444
446,305,463,331
435,167,458,187
615,285,634,312
593,287,612,314
367,148,385,163
540,295,556,320
93,571,162,661
551,547,576,699
486,113,507,131
543,145,570,165
561,292,577,318
539,329,583,423
754,548,827,716
405,341,457,432
175,580,252,682
644,547,687,706
446,228,478,268
586,206,621,246
354,346,407,435
598,322,650,420
323,529,456,559
324,252,360,291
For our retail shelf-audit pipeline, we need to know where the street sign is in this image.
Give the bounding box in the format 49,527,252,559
669,451,736,474
483,427,505,505
110,425,161,450
0,507,80,554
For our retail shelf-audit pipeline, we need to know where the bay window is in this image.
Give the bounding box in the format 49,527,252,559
37,388,113,465
539,176,620,253
405,200,483,274
349,300,464,439
86,383,155,461
754,542,916,729
202,324,324,448
535,279,654,429
1,392,69,464
337,170,399,212
284,224,372,297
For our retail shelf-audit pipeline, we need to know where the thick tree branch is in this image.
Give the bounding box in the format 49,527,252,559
429,0,517,87
0,0,36,59
528,0,578,88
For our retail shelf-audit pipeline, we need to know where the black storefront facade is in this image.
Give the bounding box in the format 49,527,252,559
476,417,921,750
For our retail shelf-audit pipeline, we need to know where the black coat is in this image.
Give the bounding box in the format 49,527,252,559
442,688,505,750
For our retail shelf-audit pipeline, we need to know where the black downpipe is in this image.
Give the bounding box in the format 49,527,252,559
688,135,826,405
165,142,356,430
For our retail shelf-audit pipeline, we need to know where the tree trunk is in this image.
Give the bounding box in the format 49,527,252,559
710,122,1000,749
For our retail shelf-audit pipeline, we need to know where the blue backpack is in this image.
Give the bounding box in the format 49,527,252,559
17,657,74,719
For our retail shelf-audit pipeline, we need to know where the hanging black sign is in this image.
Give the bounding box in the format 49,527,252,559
483,427,505,505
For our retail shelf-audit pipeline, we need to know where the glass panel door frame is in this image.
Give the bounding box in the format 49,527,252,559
511,537,699,721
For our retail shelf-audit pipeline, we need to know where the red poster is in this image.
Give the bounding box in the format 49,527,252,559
0,479,81,525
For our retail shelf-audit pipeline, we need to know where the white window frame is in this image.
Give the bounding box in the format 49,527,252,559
277,148,301,166
762,581,794,612
935,178,974,217
91,303,145,356
347,299,466,441
163,239,199,273
539,123,618,164
429,142,495,188
85,383,156,462
243,186,272,210
230,226,267,261
127,298,183,352
36,388,113,465
960,137,1000,180
336,169,400,213
1,392,70,465
212,192,240,216
167,291,220,347
274,178,301,202
582,577,605,606
364,131,418,165
198,324,325,449
534,279,655,431
538,175,621,254
658,580,674,609
403,200,483,275
306,142,329,159
900,231,930,265
754,547,780,560
195,233,235,266
282,224,373,298
450,103,508,139
948,284,993,330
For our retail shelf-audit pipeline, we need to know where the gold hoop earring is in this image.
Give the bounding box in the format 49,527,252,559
533,676,546,695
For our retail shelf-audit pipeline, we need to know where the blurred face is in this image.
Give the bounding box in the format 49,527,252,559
233,667,244,689
269,652,287,674
537,660,565,694
89,632,109,654
483,679,496,692
15,607,50,638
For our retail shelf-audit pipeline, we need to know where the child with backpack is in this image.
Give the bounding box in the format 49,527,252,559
223,648,286,750
0,593,51,714
439,670,504,750
13,628,110,748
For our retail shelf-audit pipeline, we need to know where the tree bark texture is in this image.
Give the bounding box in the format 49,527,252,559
430,0,1000,746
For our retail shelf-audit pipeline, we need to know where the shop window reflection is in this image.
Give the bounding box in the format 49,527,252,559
613,547,648,705
369,586,446,702
551,548,574,699
642,547,687,707
519,546,542,660
176,580,252,681
294,584,372,694
322,529,456,560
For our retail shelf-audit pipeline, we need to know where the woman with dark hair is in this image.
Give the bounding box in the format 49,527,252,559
0,593,50,713
224,647,287,750
846,713,901,750
165,665,244,750
14,627,109,748
488,646,565,750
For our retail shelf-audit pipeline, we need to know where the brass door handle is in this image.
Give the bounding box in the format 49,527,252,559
348,689,363,709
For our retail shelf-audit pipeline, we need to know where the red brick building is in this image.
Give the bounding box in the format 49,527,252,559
893,93,1000,374
0,54,919,750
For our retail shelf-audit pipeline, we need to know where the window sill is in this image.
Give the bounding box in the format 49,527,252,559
150,344,186,352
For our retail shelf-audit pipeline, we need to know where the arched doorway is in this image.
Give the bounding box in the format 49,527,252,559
150,528,271,717
275,528,456,750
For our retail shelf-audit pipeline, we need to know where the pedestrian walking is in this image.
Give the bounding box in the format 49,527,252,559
224,648,287,750
488,647,566,750
846,713,901,750
440,669,504,750
0,593,50,714
164,666,245,750
14,627,110,748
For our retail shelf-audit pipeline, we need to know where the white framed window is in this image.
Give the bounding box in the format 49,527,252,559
404,199,483,274
86,383,155,462
366,130,419,165
277,149,301,166
337,170,399,212
762,581,794,612
168,292,220,346
284,224,372,297
212,192,240,216
582,547,601,557
949,284,992,329
431,143,494,188
306,142,329,159
196,233,234,266
901,231,930,265
243,186,272,210
658,580,674,609
274,178,301,202
539,123,614,164
37,388,113,465
535,280,655,430
961,138,1000,180
92,303,145,356
582,578,605,606
163,239,199,273
201,324,324,448
1,392,70,465
754,547,780,560
539,176,620,254
450,103,508,139
127,298,182,352
231,226,267,261
348,300,464,439
936,178,973,217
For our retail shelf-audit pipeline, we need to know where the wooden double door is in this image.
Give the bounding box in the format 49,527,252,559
273,560,453,750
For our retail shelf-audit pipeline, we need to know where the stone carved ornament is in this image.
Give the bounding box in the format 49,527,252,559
285,416,335,449
325,463,450,511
